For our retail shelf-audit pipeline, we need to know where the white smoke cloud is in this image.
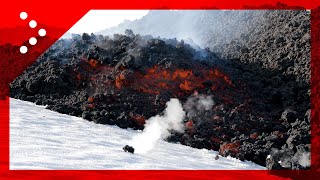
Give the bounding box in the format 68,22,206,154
129,98,185,154
184,94,214,118
298,151,311,167
269,148,311,169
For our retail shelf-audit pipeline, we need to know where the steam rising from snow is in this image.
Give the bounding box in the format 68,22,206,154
129,98,185,154
129,95,214,154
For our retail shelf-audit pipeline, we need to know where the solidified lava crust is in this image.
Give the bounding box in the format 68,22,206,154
9,10,310,170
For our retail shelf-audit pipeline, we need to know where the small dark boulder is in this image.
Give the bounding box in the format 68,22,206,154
281,109,297,123
123,145,135,154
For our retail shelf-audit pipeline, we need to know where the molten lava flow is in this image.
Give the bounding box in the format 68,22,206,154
179,80,193,91
88,96,94,103
73,58,235,104
115,65,234,95
185,120,194,129
129,112,146,126
86,103,95,110
115,73,126,89
76,74,81,81
219,141,241,156
88,59,99,68
210,69,233,86
172,69,192,79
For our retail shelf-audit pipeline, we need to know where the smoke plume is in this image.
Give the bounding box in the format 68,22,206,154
298,151,311,167
129,98,185,154
268,147,311,169
184,94,215,118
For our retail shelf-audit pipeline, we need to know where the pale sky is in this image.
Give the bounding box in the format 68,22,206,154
68,10,149,34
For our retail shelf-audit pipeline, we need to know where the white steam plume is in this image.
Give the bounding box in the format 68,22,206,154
298,151,311,167
129,98,185,154
184,94,214,118
269,148,311,168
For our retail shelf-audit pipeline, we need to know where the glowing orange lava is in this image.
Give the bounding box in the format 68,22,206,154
114,65,233,95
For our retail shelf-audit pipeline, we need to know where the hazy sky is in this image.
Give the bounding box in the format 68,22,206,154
68,10,149,34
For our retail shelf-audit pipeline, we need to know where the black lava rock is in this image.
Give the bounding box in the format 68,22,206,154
123,145,135,154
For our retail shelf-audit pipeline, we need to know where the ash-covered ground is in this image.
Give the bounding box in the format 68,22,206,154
10,10,310,170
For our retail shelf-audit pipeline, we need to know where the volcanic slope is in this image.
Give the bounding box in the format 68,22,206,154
10,24,310,170
10,98,265,170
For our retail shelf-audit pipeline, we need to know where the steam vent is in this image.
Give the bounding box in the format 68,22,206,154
10,10,311,170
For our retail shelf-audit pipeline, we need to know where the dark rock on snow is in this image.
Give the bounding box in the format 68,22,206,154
123,145,135,154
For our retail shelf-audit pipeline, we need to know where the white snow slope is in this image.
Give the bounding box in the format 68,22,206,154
10,98,265,170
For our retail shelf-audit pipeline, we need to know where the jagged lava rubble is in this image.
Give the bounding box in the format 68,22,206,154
10,10,310,170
